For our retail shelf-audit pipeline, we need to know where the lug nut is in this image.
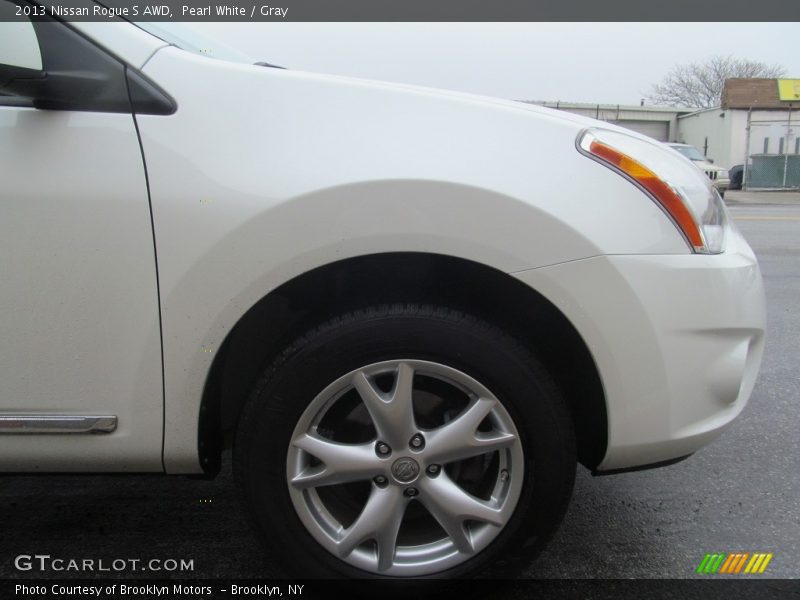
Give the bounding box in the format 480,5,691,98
426,464,440,476
409,434,425,450
374,475,388,487
376,442,391,457
404,488,418,498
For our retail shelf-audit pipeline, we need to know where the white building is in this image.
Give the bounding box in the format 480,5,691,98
675,106,747,168
520,101,690,143
677,79,797,170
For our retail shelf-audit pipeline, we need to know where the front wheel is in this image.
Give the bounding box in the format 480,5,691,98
234,305,576,578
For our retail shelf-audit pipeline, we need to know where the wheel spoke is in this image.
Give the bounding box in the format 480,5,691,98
352,363,417,449
290,433,383,489
286,358,526,576
418,473,504,554
335,485,407,571
425,397,516,464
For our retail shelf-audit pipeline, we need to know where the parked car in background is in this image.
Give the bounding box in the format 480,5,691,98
729,164,744,190
0,4,766,581
667,143,731,197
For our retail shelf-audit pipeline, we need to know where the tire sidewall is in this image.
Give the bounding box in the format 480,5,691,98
234,307,575,579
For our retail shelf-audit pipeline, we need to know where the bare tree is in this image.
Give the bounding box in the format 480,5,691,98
646,55,786,108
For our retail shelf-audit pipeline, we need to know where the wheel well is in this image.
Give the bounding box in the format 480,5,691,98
198,253,607,475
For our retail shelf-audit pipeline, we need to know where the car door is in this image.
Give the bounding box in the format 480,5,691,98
0,4,163,470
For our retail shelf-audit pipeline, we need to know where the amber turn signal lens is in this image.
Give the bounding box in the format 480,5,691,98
588,140,705,250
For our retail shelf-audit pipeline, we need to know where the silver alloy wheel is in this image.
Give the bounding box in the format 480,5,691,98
286,359,524,577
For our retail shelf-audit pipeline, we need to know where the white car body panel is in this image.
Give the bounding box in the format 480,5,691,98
0,20,766,477
134,47,689,472
0,108,163,471
514,225,765,470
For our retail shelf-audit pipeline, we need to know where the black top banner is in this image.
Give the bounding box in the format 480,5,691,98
5,0,800,22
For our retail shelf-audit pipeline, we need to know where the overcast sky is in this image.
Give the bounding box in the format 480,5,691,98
191,22,800,106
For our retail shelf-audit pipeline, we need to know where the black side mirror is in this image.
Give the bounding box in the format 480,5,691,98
1,63,113,110
0,63,45,90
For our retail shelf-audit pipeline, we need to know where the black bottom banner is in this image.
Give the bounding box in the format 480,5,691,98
4,579,800,600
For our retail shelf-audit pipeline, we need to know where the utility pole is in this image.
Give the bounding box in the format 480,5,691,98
783,105,792,189
743,108,752,191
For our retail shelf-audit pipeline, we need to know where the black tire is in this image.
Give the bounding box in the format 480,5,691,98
233,304,576,579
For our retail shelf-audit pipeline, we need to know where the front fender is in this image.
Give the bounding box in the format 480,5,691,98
135,46,688,471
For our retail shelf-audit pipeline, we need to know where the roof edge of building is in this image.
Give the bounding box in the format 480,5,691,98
677,106,723,119
518,100,694,113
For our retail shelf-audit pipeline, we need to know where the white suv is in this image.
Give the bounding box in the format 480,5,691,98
667,143,731,197
0,7,765,580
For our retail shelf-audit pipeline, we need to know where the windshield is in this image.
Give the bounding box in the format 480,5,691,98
134,22,255,64
669,145,706,162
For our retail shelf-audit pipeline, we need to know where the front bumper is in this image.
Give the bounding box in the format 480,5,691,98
513,225,765,471
713,178,731,193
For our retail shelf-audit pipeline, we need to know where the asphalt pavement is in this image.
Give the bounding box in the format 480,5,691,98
1,202,798,581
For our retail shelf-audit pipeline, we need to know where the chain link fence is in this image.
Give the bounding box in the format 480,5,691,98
744,111,799,190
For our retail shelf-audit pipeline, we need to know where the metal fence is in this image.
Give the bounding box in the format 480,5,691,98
744,110,799,190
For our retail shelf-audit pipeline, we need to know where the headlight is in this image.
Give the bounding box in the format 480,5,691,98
577,128,727,254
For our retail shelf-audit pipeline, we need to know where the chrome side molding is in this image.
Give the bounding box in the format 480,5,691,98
0,415,117,434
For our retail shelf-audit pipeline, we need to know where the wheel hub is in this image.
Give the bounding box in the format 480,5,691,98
390,457,420,483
